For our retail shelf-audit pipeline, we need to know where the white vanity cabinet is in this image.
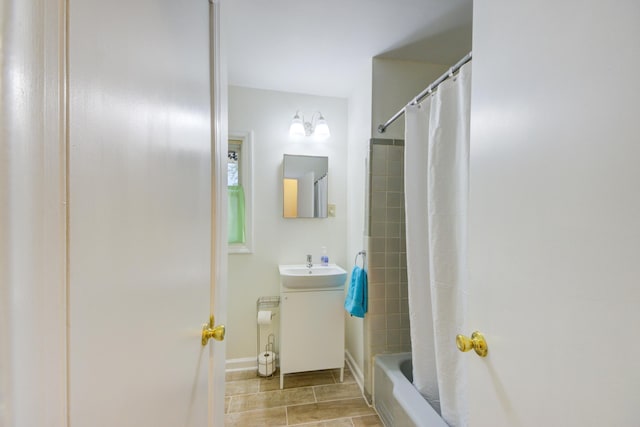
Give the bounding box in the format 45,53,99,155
279,288,345,389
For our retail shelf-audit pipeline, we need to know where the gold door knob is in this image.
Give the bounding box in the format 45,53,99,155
202,315,225,346
456,331,488,357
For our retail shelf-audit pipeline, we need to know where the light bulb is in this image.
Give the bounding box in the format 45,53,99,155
314,115,330,139
289,112,305,137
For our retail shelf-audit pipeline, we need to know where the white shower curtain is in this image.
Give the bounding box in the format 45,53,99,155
404,63,471,427
314,174,328,217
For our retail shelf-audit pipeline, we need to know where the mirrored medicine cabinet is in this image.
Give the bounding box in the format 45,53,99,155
282,154,328,218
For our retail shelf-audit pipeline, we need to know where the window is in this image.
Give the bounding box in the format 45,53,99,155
228,132,253,253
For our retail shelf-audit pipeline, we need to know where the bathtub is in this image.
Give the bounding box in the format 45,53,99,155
374,353,448,427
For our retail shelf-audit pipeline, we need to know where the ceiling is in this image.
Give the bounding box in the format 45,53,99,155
224,0,473,98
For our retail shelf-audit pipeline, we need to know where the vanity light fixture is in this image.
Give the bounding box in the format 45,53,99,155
289,111,331,139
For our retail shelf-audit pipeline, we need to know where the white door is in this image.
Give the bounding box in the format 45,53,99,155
468,1,640,425
68,0,225,426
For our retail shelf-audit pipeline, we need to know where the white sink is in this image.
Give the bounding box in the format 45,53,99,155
279,264,347,289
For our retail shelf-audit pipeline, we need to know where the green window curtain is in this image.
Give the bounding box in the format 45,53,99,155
228,185,246,244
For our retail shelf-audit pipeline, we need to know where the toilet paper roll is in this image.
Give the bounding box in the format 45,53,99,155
258,351,275,364
258,351,276,376
257,310,273,325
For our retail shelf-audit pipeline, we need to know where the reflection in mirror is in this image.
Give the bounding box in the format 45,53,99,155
283,154,328,218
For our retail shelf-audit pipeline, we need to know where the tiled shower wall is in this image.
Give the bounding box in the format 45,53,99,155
363,138,411,399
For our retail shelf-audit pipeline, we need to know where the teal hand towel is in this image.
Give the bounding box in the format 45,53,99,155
344,266,368,318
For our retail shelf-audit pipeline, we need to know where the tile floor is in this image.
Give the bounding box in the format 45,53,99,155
225,367,384,426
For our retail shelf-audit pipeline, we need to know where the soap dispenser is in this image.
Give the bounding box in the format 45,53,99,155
320,246,329,266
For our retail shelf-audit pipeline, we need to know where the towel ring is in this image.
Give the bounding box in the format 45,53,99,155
354,250,366,269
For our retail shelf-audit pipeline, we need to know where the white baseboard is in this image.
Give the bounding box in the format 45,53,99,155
225,356,257,372
228,352,365,388
344,349,365,393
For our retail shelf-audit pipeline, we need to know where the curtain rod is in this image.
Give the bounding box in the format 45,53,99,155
377,51,472,134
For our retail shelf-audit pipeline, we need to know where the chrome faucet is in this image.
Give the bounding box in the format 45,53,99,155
306,254,313,268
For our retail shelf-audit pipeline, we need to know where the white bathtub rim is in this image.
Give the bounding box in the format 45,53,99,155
375,353,448,427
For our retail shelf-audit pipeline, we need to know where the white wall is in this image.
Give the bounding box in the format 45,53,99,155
345,62,373,378
227,86,348,361
470,0,640,424
372,58,449,139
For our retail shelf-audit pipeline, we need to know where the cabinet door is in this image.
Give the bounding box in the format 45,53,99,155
281,290,345,374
